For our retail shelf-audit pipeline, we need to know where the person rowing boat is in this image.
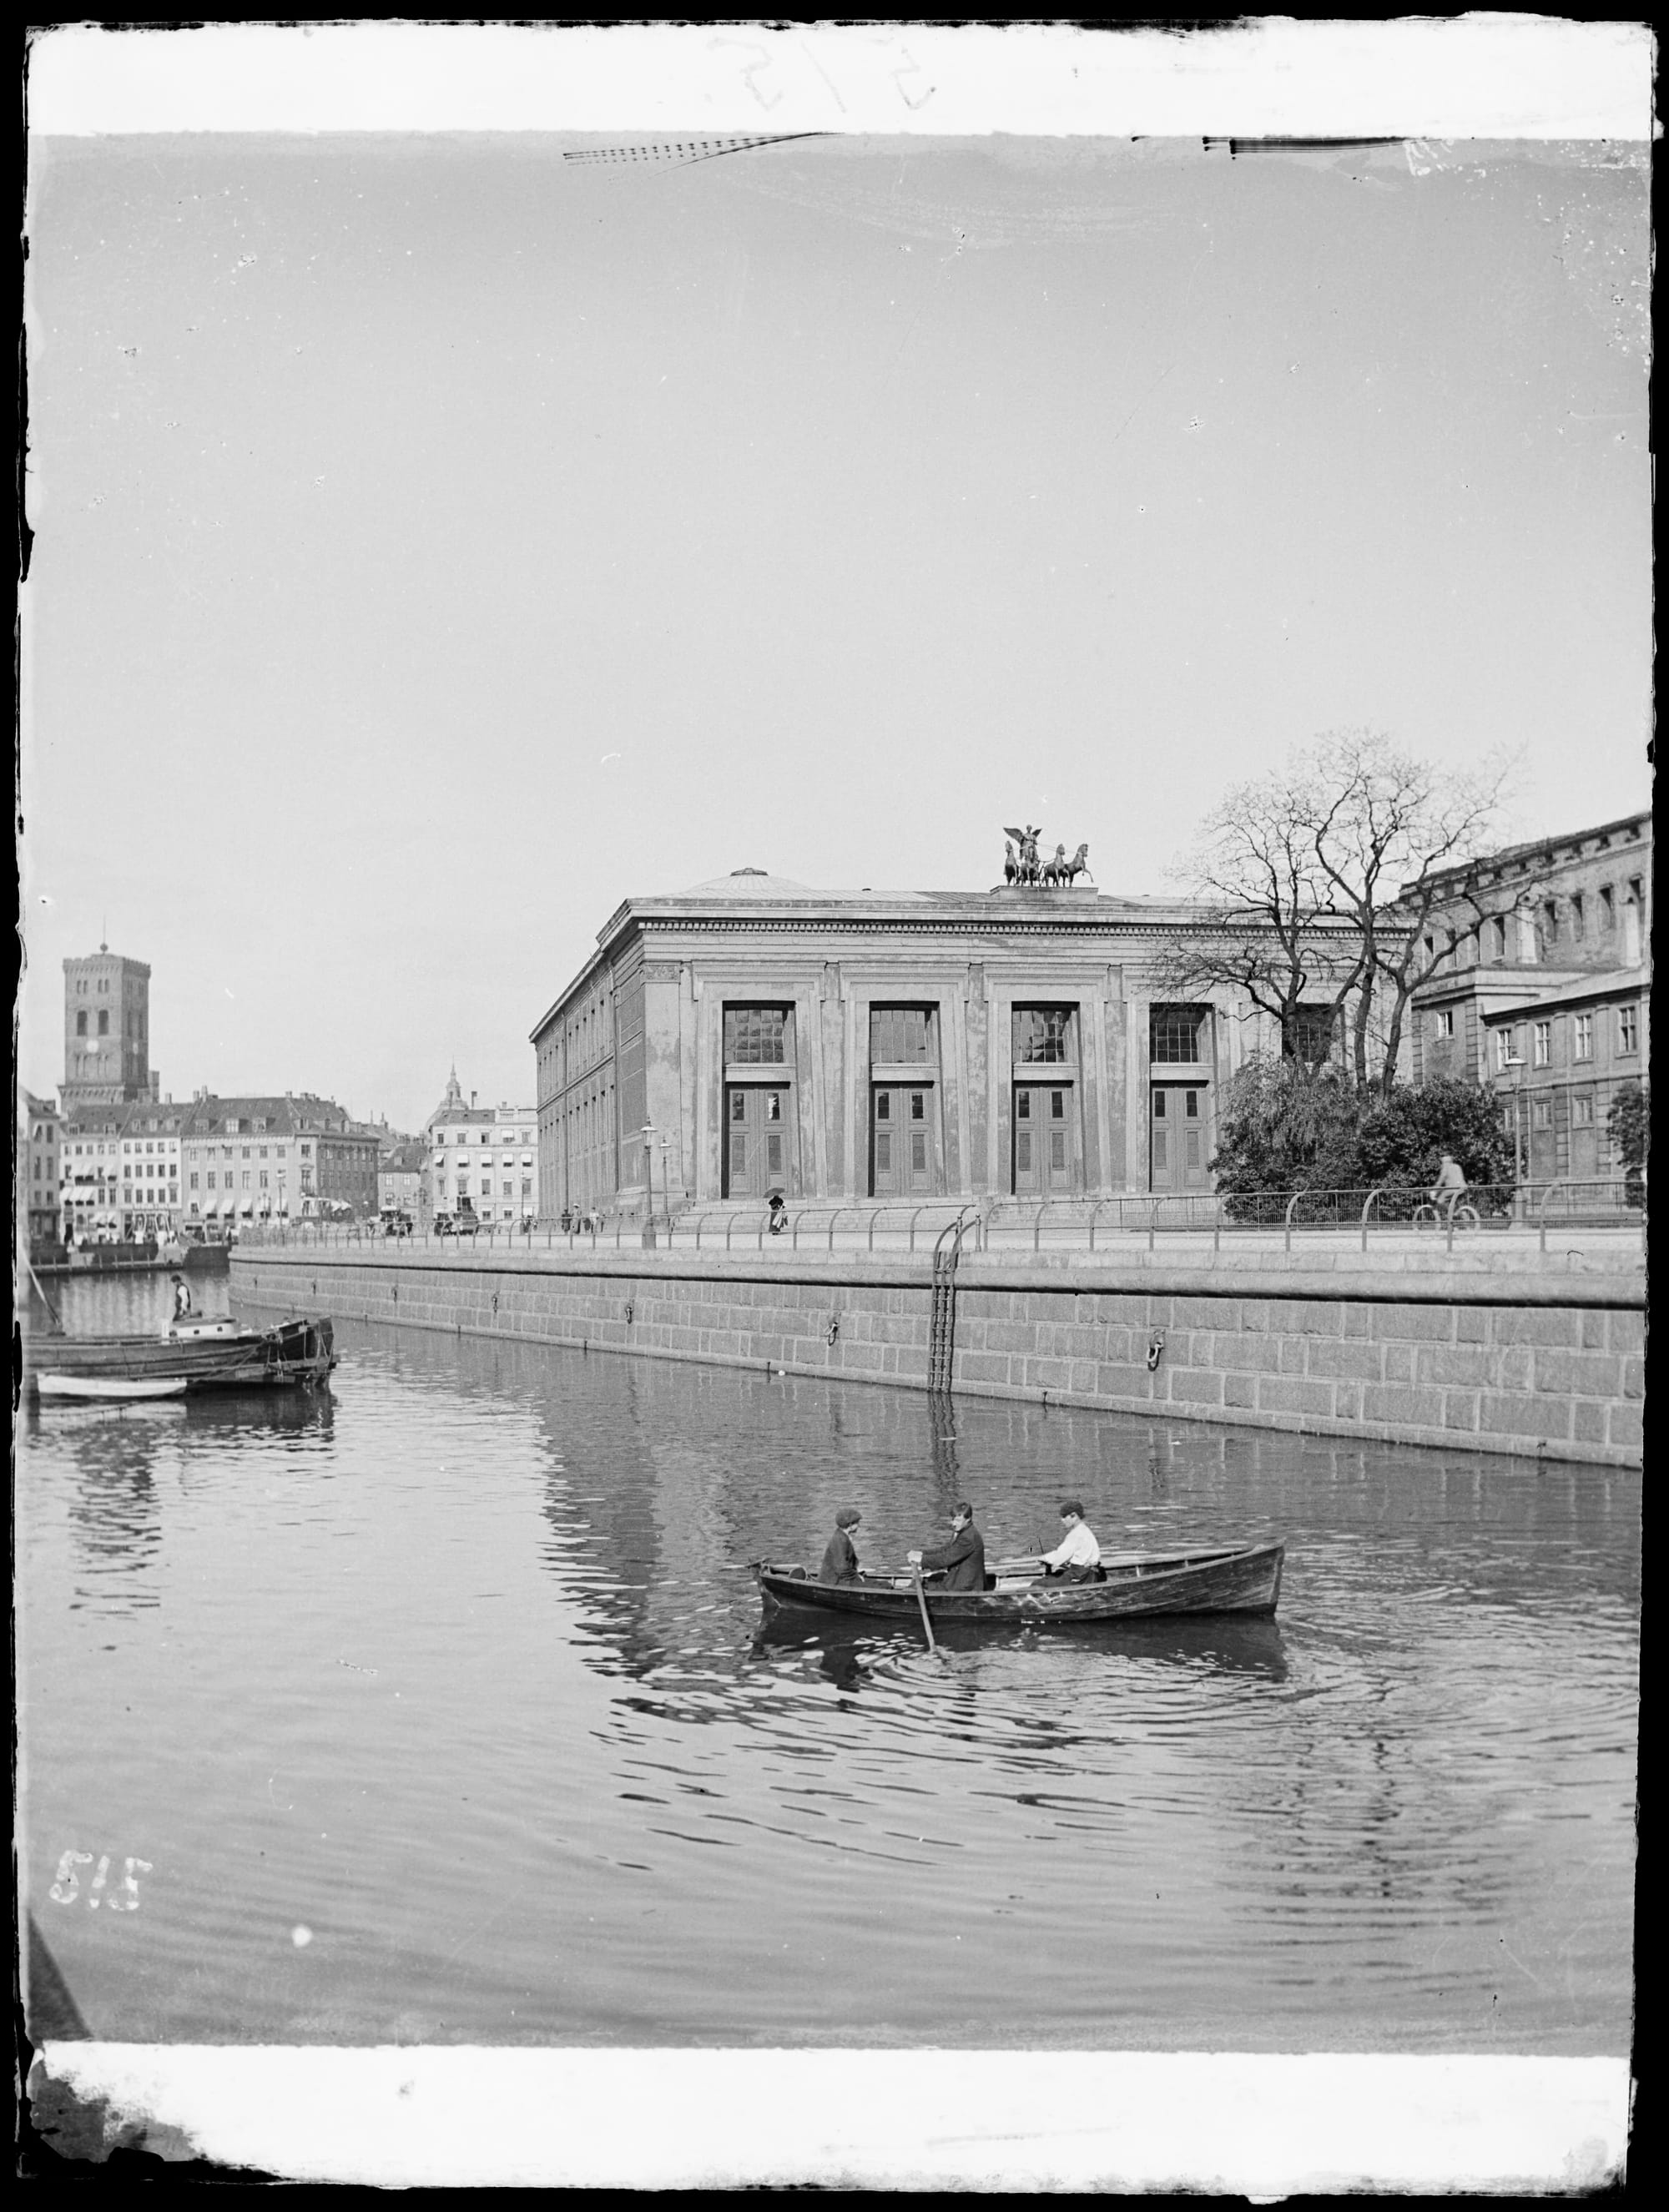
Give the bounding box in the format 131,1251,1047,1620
906,1501,987,1592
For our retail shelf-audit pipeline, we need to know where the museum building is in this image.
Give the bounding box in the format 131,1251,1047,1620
529,867,1359,1220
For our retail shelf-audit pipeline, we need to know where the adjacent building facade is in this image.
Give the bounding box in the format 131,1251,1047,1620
378,1140,428,1222
528,869,1367,1218
177,1093,366,1227
424,1069,539,1225
22,1092,62,1243
1410,811,1651,1184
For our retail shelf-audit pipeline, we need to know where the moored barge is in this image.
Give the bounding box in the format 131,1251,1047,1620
24,1313,335,1398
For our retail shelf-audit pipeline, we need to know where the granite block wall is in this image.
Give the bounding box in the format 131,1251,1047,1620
233,1247,1643,1469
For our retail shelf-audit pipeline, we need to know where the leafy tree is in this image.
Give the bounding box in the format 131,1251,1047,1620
1208,1053,1363,1213
1608,1080,1649,1206
1348,1080,1516,1201
1210,1056,1515,1212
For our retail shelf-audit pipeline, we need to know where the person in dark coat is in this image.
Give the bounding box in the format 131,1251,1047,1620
820,1505,862,1585
908,1502,987,1592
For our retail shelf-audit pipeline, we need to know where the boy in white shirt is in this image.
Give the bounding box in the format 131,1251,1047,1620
1037,1500,1103,1584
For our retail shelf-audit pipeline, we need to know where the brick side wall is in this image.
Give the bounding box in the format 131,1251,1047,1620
233,1249,1644,1470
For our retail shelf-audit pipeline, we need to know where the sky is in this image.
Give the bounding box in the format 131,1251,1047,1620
20,114,1651,1131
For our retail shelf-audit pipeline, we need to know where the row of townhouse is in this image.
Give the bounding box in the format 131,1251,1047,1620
46,1091,378,1242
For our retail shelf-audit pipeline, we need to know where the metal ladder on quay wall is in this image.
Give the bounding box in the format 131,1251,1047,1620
927,1207,980,1393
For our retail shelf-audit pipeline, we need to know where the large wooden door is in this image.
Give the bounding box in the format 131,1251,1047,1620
725,1085,791,1197
1013,1083,1074,1195
1150,1083,1210,1192
1569,1094,1598,1181
871,1085,937,1197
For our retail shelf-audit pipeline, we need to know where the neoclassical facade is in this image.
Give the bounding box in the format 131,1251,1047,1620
530,869,1358,1217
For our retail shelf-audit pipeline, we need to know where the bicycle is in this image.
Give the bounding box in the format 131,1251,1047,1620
1413,1199,1481,1232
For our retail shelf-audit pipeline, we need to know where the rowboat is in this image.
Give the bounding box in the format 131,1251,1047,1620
754,1541,1284,1624
22,1313,335,1397
36,1373,189,1402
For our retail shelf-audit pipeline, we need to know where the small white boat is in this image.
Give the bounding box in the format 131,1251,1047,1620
36,1374,189,1403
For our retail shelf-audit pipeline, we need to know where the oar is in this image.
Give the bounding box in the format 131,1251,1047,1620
909,1565,938,1654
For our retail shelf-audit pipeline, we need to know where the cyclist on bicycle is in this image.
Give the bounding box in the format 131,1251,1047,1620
1430,1151,1468,1211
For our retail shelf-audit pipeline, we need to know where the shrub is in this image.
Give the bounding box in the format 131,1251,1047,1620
1210,1056,1516,1214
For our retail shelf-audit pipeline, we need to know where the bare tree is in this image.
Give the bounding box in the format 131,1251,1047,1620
1163,729,1515,1095
1298,730,1515,1094
1158,767,1369,1081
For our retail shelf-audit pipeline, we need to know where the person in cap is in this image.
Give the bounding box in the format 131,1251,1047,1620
821,1505,863,1585
908,1501,988,1593
1035,1500,1102,1583
170,1272,194,1319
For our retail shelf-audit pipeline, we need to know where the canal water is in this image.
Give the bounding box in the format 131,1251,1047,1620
18,1276,1637,2053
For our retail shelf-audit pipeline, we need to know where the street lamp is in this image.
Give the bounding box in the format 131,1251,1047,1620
640,1123,657,1248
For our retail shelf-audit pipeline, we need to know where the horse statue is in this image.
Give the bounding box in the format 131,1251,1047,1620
1063,842,1092,884
1041,843,1071,885
1003,839,1018,884
1004,825,1044,884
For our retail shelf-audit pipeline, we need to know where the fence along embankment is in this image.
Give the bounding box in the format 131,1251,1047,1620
232,1243,1645,1471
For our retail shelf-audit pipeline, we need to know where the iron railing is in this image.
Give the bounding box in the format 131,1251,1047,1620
235,1177,1642,1260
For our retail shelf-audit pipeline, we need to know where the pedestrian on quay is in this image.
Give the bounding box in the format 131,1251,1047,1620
821,1505,863,1585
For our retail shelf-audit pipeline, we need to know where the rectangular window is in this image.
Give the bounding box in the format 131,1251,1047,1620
1571,893,1585,940
1600,884,1615,925
1436,1009,1455,1039
1533,1021,1551,1067
1494,1030,1516,1072
1574,1013,1593,1061
1283,1004,1337,1064
724,1005,790,1065
260,1171,269,1188
1572,1096,1595,1127
1149,1005,1208,1064
1618,1005,1638,1054
1532,1101,1554,1131
869,1005,936,1065
1014,1006,1076,1064
242,1171,251,1190
189,1173,199,1190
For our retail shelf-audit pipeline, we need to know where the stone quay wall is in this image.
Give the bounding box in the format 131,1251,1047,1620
233,1246,1646,1470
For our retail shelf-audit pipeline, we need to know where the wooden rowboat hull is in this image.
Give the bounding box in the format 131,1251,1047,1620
756,1543,1283,1623
37,1374,189,1402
